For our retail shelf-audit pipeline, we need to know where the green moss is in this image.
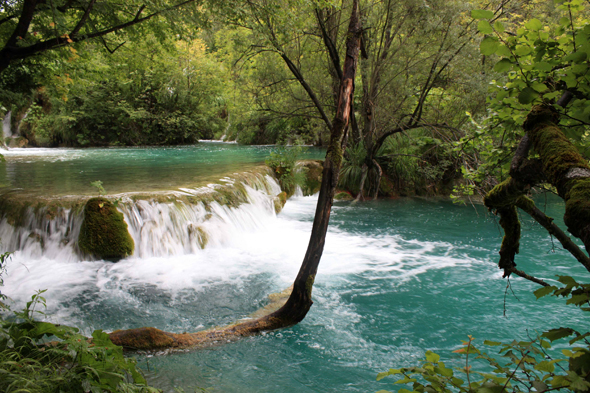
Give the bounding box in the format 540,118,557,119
484,177,525,209
497,205,520,274
188,225,209,249
109,327,176,350
78,197,134,261
299,160,324,196
525,107,590,195
0,199,31,227
564,179,590,238
274,191,288,214
334,191,353,201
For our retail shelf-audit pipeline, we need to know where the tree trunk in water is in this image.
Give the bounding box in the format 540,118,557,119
110,0,363,351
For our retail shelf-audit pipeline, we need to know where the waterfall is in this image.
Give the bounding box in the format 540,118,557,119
220,113,230,142
0,172,282,261
2,111,11,139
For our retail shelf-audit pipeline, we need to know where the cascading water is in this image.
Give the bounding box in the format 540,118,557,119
0,171,282,261
2,111,11,139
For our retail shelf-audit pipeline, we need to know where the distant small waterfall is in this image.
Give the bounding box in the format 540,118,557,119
220,113,230,142
2,111,11,139
0,172,282,261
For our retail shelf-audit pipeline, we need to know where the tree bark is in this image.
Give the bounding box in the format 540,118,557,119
485,103,590,280
110,0,363,350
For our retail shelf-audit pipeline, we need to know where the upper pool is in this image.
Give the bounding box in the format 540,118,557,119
0,143,325,197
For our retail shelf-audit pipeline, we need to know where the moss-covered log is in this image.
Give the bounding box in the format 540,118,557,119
78,197,134,261
485,103,590,279
523,105,590,252
516,197,590,272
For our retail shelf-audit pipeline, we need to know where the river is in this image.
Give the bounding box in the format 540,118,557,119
0,145,586,392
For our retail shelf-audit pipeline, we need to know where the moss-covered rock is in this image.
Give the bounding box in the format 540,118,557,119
334,191,353,201
7,137,28,148
299,160,324,196
274,191,288,214
78,197,134,261
188,224,209,249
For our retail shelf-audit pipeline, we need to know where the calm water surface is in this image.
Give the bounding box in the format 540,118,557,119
0,143,324,196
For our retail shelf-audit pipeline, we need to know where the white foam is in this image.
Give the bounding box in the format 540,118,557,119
1,192,480,326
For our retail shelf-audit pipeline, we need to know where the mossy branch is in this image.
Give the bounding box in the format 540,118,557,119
524,104,590,253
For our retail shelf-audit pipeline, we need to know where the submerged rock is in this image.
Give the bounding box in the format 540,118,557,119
78,197,134,261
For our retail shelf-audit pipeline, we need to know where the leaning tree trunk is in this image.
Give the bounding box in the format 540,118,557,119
110,0,363,351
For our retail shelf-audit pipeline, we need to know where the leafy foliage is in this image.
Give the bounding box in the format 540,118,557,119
91,180,106,197
265,146,307,196
16,34,229,147
455,0,590,195
0,291,158,392
0,251,10,310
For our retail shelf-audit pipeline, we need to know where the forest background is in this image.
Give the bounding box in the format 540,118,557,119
2,0,578,200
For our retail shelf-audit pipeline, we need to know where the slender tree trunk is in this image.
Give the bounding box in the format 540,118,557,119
110,0,363,350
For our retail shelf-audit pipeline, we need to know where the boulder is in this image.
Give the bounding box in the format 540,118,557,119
78,197,134,261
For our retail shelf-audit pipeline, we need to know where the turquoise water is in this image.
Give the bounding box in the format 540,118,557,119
133,196,588,392
0,146,587,392
0,144,324,196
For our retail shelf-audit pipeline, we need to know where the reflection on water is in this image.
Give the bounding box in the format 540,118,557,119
0,144,325,197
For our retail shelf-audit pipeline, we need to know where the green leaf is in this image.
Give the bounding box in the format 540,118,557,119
515,45,532,56
534,62,553,72
565,51,588,63
472,9,495,20
395,377,418,385
534,286,557,299
494,21,505,33
480,37,500,56
377,369,402,381
425,351,440,363
494,59,513,72
531,82,548,93
496,45,512,57
484,340,502,346
518,87,539,104
525,19,543,31
557,276,578,286
535,360,556,373
434,366,454,377
566,294,589,305
542,328,575,341
478,21,494,34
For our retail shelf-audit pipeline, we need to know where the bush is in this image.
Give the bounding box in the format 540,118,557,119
265,146,307,197
0,291,158,392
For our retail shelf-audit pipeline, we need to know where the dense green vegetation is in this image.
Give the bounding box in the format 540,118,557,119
0,251,156,392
